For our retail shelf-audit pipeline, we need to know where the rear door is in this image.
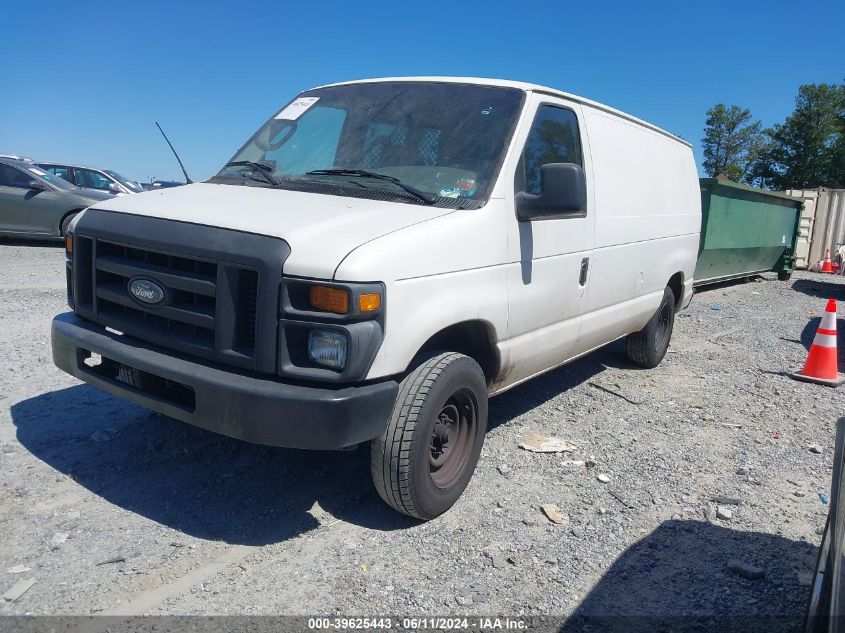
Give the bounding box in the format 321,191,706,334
502,93,596,385
0,164,58,236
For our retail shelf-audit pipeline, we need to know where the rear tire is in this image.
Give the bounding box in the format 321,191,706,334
370,352,487,520
778,271,792,281
625,286,676,368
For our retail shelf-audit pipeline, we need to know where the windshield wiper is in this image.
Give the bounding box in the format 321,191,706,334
305,169,436,204
225,160,281,186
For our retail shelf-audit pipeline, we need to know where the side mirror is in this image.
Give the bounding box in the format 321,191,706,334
516,163,587,221
27,180,48,192
108,182,121,194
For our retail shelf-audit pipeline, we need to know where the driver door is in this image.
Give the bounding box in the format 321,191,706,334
0,164,58,236
502,94,596,386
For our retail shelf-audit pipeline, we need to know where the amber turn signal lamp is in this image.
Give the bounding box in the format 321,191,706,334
65,234,73,254
358,293,382,312
309,285,349,314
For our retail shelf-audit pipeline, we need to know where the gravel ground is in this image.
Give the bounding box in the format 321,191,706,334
2,239,845,629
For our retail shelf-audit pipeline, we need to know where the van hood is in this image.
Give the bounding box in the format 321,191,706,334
88,182,454,279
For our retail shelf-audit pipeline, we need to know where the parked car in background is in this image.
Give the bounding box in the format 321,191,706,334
0,153,35,162
0,158,110,239
37,162,144,195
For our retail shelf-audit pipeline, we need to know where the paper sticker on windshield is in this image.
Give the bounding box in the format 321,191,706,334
275,97,319,120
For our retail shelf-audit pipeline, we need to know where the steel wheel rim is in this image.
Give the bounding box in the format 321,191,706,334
429,388,478,489
655,302,672,352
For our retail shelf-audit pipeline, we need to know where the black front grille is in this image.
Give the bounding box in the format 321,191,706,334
70,210,290,374
94,239,220,358
234,268,258,350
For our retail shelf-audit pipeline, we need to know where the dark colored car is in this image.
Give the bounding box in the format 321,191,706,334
37,162,144,195
0,158,109,239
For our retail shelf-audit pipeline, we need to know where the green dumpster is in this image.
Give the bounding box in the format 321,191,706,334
694,178,803,287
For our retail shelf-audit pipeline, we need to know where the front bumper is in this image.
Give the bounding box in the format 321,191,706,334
51,312,398,449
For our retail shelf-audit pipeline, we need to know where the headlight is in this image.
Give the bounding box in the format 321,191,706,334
307,330,348,370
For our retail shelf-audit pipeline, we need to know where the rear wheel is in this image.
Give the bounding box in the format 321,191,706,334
371,352,487,520
625,286,676,368
778,271,792,281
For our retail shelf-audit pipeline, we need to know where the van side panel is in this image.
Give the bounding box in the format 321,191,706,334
573,106,700,354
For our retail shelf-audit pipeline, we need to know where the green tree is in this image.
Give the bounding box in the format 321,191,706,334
766,83,845,189
744,132,779,189
701,104,763,182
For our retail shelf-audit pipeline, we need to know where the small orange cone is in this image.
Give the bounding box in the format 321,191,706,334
821,248,834,273
791,298,845,386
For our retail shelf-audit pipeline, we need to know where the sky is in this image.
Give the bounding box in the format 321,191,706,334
2,0,843,183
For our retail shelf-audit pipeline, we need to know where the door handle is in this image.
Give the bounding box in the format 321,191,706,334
579,257,589,286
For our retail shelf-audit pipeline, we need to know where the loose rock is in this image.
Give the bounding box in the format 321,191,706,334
49,532,69,550
597,474,610,484
541,504,570,526
727,560,765,580
519,435,577,453
490,555,507,570
808,444,823,454
89,430,114,443
6,565,30,575
2,578,36,602
716,506,733,521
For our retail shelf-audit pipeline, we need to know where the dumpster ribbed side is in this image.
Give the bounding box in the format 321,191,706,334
694,178,803,286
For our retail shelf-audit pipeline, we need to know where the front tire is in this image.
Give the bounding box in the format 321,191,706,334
371,352,488,520
60,212,78,237
625,286,676,368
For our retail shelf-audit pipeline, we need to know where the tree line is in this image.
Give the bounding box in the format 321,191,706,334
701,82,844,189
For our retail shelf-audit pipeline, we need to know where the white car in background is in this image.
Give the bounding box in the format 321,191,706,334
37,162,144,196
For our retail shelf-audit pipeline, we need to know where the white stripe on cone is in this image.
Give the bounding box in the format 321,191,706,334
813,333,838,348
821,309,838,331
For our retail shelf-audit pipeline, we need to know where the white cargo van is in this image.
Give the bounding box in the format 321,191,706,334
52,77,700,519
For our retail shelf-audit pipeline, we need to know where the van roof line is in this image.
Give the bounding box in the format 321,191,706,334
311,76,692,148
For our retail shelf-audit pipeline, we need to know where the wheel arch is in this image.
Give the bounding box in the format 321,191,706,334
408,320,500,386
58,208,85,236
667,271,684,309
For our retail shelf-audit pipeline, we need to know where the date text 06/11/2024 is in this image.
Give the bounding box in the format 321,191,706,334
306,617,528,630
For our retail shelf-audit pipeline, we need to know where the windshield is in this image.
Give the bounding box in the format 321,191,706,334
217,82,524,206
104,169,144,192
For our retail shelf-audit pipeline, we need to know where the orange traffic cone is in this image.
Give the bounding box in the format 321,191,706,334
791,298,845,386
821,248,834,273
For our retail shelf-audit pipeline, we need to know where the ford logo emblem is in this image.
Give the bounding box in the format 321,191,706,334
128,278,166,305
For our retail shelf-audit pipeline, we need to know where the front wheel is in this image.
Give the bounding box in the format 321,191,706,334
625,286,676,368
60,212,78,237
370,352,488,520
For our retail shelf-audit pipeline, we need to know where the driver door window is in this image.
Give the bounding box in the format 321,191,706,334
519,106,583,194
